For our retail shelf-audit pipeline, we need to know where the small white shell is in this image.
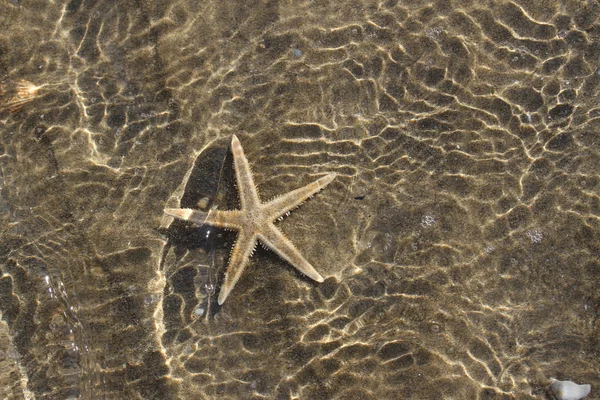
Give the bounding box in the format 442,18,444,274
550,378,591,400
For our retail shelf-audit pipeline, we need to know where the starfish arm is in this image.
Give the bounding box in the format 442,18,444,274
259,223,324,283
164,208,207,224
206,210,244,230
164,208,243,230
218,230,257,305
231,135,261,209
264,173,336,219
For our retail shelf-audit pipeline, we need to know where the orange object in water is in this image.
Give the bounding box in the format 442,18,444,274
0,79,41,113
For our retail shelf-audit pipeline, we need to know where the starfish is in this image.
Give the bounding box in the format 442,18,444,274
165,135,336,305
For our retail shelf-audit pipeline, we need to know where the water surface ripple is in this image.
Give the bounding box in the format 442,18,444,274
1,0,599,399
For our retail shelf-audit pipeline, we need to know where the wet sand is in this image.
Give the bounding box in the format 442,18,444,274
0,0,599,399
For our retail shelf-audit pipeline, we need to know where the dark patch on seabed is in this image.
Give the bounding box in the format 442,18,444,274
1,0,599,399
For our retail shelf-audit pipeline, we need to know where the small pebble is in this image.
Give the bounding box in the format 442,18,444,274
194,307,205,317
550,378,591,400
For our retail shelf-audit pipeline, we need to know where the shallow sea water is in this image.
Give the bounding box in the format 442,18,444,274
1,0,599,399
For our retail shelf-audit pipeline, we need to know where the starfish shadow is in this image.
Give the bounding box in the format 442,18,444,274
160,142,234,323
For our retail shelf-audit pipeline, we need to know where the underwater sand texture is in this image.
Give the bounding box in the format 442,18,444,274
1,0,599,399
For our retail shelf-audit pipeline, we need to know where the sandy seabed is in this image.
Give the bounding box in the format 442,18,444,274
0,1,599,399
